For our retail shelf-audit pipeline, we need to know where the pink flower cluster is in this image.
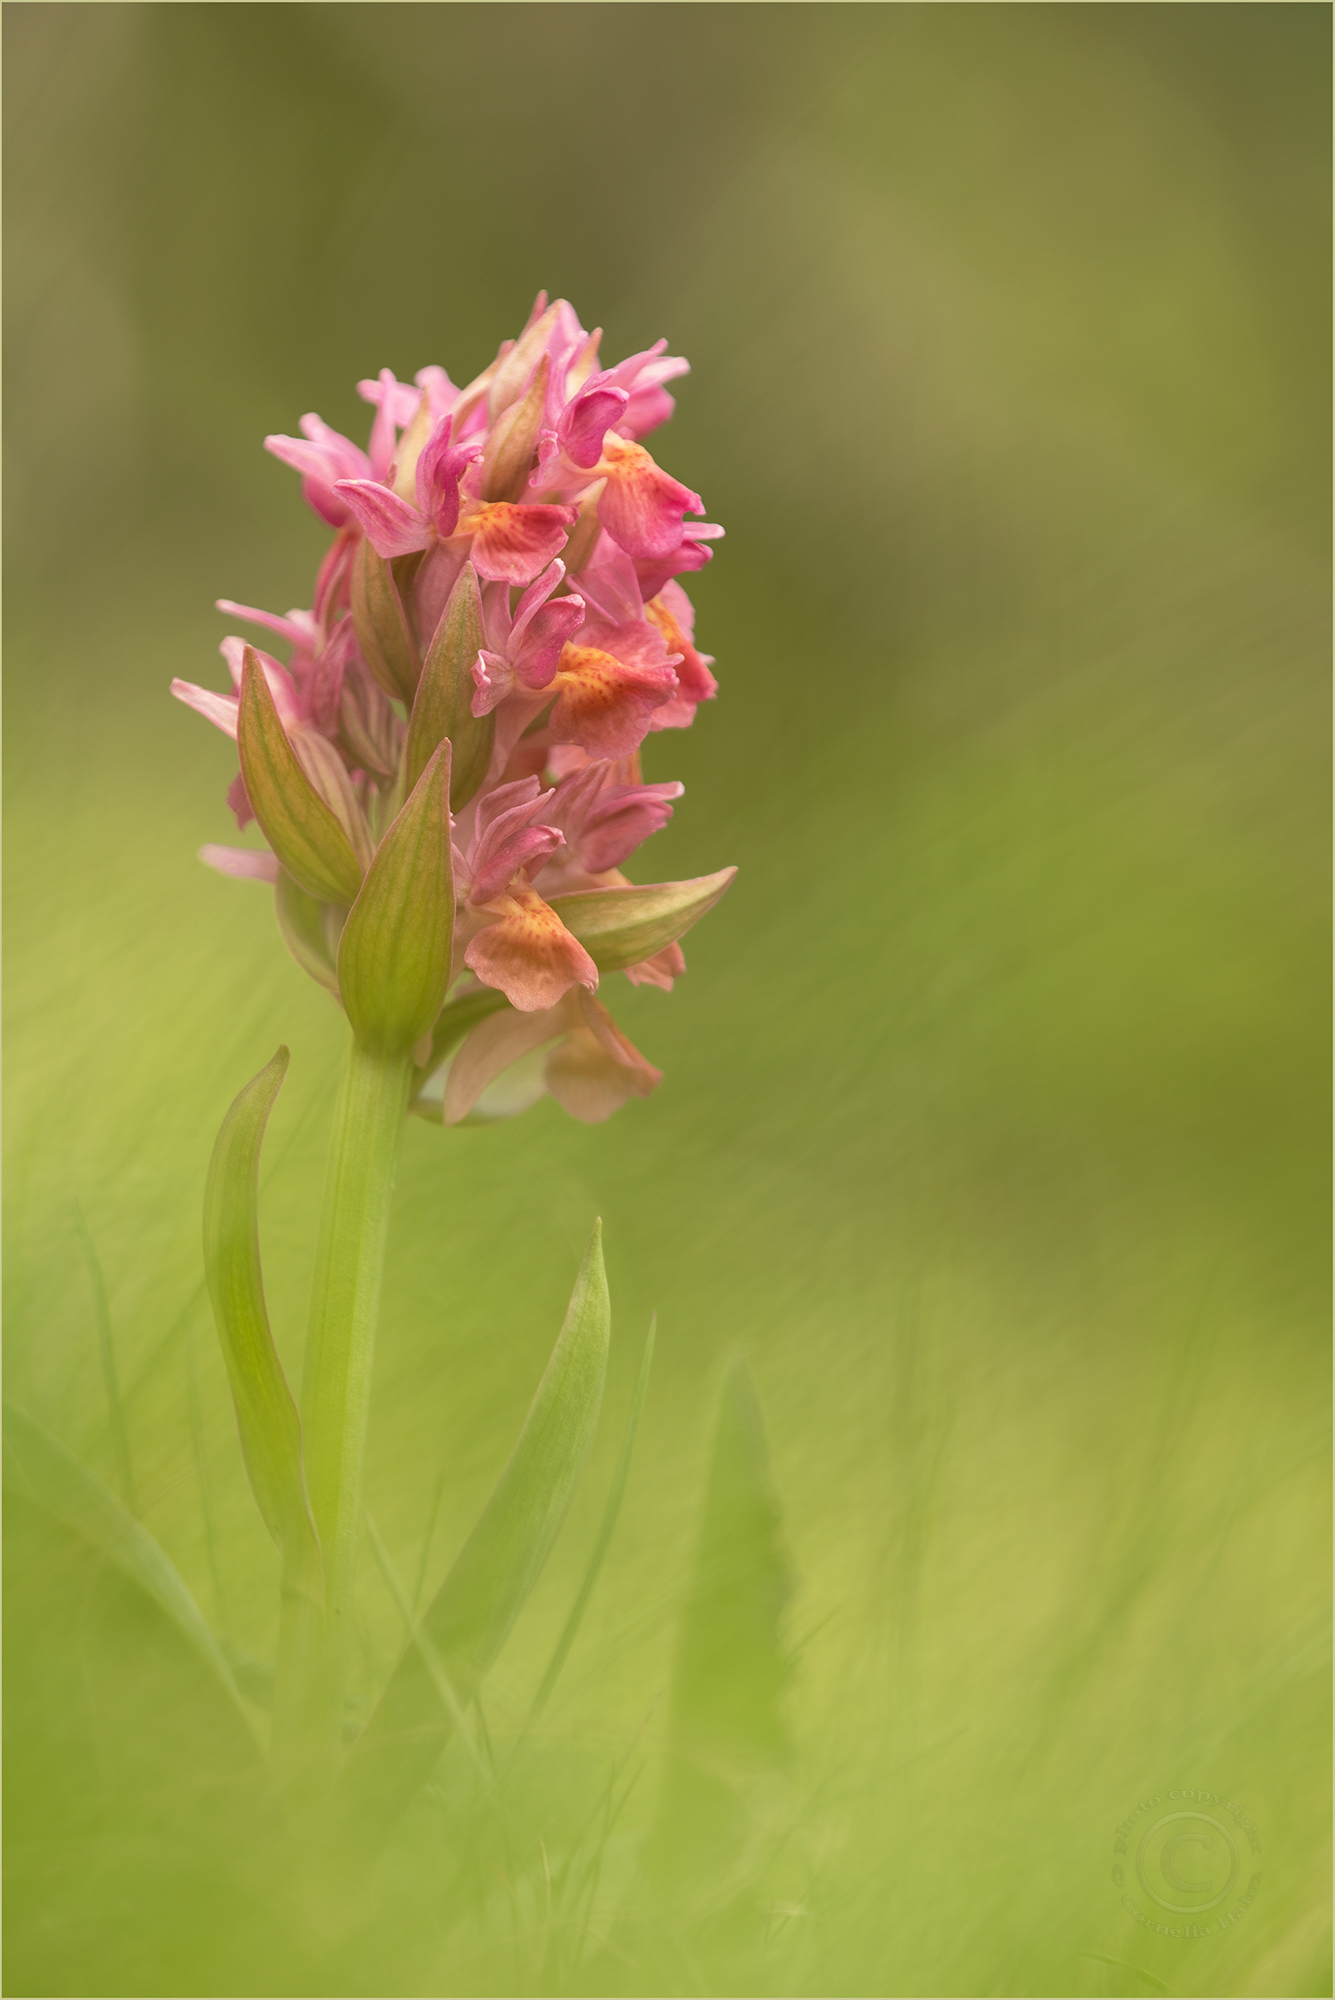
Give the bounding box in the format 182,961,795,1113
173,295,729,1124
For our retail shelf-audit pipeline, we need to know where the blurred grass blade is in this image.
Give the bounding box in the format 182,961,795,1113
237,651,364,906
645,1355,794,1896
344,1220,610,1825
668,1355,793,1768
406,561,494,808
365,1512,496,1794
203,1047,322,1584
337,739,455,1057
3,1401,255,1736
526,1315,656,1729
547,867,737,973
72,1208,137,1513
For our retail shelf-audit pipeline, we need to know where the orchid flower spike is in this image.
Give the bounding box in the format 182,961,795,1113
173,295,733,1121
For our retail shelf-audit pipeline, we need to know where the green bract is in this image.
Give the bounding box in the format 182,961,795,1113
549,866,738,972
338,740,456,1056
237,653,364,906
350,537,421,704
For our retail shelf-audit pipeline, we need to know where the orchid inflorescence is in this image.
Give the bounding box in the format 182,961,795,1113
173,293,734,1126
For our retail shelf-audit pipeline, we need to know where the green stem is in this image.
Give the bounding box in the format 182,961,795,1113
276,1036,412,1780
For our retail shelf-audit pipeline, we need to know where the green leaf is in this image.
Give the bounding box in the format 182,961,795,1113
548,867,737,973
337,740,456,1056
405,562,495,808
344,1220,611,1826
350,535,421,704
2,1401,255,1737
527,1315,656,1727
202,1047,322,1588
274,869,340,994
237,651,364,907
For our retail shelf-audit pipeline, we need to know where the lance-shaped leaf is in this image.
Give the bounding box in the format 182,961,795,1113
237,652,364,907
203,1048,323,1592
350,535,421,704
547,866,737,974
338,739,455,1055
405,562,494,809
274,869,340,995
3,1402,256,1738
527,1315,656,1727
343,1220,610,1829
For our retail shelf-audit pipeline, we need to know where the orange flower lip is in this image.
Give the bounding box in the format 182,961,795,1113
547,642,678,760
464,887,598,1013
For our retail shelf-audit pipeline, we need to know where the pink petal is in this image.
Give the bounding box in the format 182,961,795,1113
467,502,576,586
510,566,586,687
623,941,686,991
227,771,255,829
442,996,575,1125
572,536,645,622
468,821,561,904
596,437,702,561
644,588,718,706
265,419,370,527
199,844,280,883
215,601,320,670
574,780,683,874
633,523,722,599
171,678,240,739
544,990,662,1122
621,383,677,438
471,649,513,719
474,775,543,839
558,385,630,470
357,369,423,425
415,417,481,537
333,480,430,559
415,365,460,423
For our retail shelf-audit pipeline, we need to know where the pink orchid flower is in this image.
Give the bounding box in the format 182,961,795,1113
544,610,681,761
470,561,587,716
178,296,731,1125
264,369,410,531
541,759,683,876
457,779,597,1012
440,985,661,1125
336,414,576,587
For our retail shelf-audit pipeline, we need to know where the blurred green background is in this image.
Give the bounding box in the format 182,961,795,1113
4,5,1329,1996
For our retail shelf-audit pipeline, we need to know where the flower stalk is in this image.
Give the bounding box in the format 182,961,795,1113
274,1040,412,1775
178,294,735,1802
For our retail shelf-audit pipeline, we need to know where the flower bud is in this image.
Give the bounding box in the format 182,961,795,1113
237,652,364,907
480,354,549,504
405,563,494,809
350,539,421,705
